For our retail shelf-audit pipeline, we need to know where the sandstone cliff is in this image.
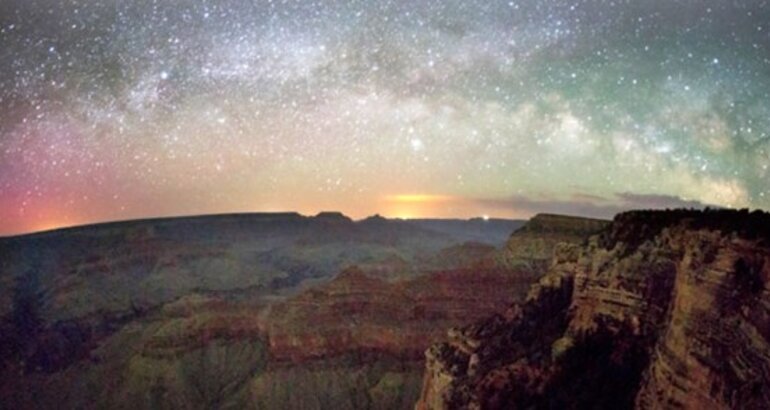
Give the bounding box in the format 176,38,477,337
417,209,770,410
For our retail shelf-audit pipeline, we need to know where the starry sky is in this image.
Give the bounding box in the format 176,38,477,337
1,0,770,235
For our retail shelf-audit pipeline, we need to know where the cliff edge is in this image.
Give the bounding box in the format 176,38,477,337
417,209,770,409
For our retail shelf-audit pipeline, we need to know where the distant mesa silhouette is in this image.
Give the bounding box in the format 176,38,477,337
314,211,353,222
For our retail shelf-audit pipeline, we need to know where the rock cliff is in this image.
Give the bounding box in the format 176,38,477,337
417,209,770,410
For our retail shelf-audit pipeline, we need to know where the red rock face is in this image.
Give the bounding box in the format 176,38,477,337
264,266,537,363
635,229,770,409
417,209,770,410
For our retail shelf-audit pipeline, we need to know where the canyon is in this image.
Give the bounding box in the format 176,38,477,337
0,211,598,409
4,209,768,409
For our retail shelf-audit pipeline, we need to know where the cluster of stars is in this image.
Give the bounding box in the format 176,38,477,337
0,0,769,234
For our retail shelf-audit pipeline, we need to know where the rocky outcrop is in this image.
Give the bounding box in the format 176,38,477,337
417,209,770,410
501,213,608,269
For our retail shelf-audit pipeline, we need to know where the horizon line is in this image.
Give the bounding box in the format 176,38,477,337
0,210,531,239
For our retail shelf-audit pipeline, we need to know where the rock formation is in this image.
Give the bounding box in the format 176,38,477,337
417,209,770,410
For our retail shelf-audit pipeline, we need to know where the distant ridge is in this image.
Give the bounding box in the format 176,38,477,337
314,211,353,222
2,211,527,241
513,213,610,235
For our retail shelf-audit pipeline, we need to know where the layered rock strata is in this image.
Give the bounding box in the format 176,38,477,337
417,209,770,410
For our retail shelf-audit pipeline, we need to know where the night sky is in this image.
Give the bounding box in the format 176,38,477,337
1,1,770,235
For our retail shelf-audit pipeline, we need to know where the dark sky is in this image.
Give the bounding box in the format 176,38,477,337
1,0,769,234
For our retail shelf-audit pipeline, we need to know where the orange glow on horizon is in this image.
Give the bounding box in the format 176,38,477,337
26,218,80,234
0,202,88,236
379,193,464,220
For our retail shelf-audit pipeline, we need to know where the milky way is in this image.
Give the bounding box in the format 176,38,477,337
1,0,770,234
